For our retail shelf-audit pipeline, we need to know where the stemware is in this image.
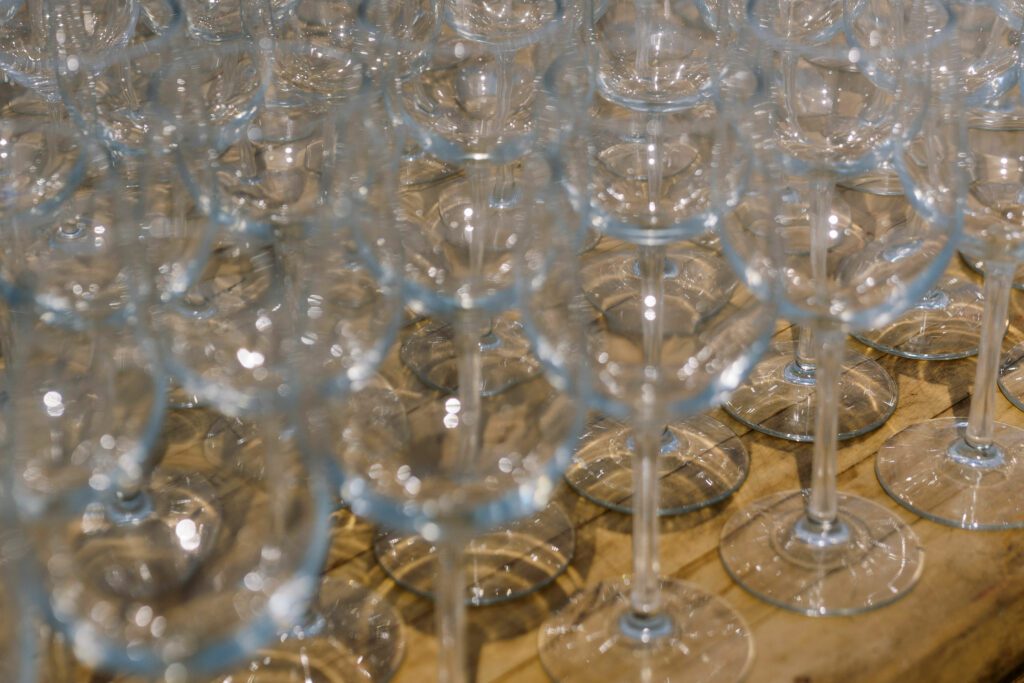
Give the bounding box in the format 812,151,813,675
876,49,1024,530
5,295,332,681
720,4,927,439
853,0,1020,361
194,84,409,683
0,561,34,683
717,0,962,614
593,0,718,110
373,9,584,605
560,34,756,514
532,203,773,681
53,0,184,165
326,122,584,681
529,47,773,673
0,0,138,100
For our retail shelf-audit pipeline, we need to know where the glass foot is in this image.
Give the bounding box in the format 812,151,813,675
399,312,540,397
719,490,924,616
723,339,897,442
580,241,737,338
877,417,1024,529
538,577,753,682
999,341,1024,412
374,503,574,606
853,275,983,360
566,413,748,515
208,576,405,683
70,409,223,601
74,476,221,600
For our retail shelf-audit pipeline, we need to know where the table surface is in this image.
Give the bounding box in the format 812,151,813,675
82,253,1024,683
370,254,1024,683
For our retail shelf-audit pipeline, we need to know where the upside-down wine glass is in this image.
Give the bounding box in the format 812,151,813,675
717,0,961,614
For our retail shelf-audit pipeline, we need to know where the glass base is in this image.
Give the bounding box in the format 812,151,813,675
853,276,983,360
723,340,897,442
399,312,540,397
207,576,405,683
74,472,221,601
566,414,748,515
960,252,1024,291
580,241,737,339
374,503,574,606
538,577,753,682
877,417,1024,529
999,341,1024,412
719,490,923,616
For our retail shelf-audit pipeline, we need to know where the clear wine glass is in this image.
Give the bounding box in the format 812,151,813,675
0,0,138,100
717,0,961,614
592,0,718,110
177,87,409,683
876,46,1024,530
0,497,36,683
54,0,184,165
720,0,945,439
324,134,584,682
853,0,1018,360
5,293,333,681
558,33,756,514
531,171,774,681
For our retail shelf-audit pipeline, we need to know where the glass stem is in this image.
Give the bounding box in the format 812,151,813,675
436,539,468,683
453,309,484,472
491,49,518,208
631,417,663,617
794,325,816,373
806,323,843,526
634,0,656,81
965,260,1014,451
631,244,666,618
805,174,840,527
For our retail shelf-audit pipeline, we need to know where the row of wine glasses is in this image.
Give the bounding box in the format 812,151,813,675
0,0,1023,682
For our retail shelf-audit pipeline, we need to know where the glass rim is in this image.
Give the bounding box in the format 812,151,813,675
745,0,958,66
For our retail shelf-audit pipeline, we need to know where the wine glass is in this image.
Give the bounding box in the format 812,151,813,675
181,86,409,683
0,0,138,101
54,0,184,165
0,482,36,683
532,189,774,682
593,0,718,111
853,0,1019,361
717,0,962,614
5,293,333,681
876,47,1024,530
558,31,757,514
722,0,961,439
325,141,584,682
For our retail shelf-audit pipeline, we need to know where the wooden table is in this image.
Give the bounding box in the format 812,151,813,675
80,254,1024,683
319,253,1024,683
